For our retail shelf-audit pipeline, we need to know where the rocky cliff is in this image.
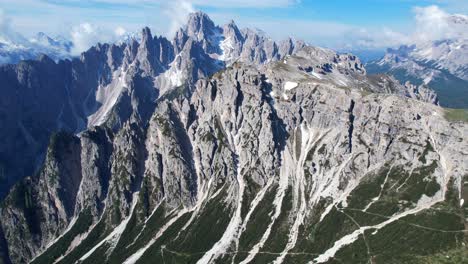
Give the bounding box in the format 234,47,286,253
0,12,306,199
0,12,466,264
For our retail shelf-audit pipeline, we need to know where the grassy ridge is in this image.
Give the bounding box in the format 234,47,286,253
444,108,468,123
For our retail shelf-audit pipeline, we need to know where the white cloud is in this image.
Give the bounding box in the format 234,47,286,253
333,27,411,50
0,9,10,33
71,23,101,54
412,5,468,42
70,23,126,55
414,5,450,42
0,9,28,44
114,26,127,37
316,5,468,50
162,0,195,36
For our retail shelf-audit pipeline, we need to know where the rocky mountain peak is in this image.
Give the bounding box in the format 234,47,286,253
223,20,243,42
140,26,153,44
225,19,237,28
185,11,219,41
33,32,54,46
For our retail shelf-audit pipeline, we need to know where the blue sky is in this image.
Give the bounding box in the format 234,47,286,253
1,0,467,52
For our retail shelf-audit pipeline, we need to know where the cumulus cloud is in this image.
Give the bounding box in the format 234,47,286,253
70,23,127,55
114,26,127,37
71,23,103,55
335,5,468,50
161,0,195,36
0,9,28,44
0,9,11,33
335,27,411,50
412,5,468,42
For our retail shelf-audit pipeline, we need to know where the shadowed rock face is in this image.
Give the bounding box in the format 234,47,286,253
0,12,310,199
0,42,130,198
1,12,463,264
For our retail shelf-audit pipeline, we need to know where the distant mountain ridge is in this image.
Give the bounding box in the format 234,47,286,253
366,14,468,108
0,31,72,64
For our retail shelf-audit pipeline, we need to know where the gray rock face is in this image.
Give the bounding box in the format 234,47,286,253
0,132,82,262
184,12,221,55
363,74,439,105
75,126,114,218
221,21,244,60
404,81,439,105
175,12,304,66
1,46,466,264
0,30,169,198
0,12,466,264
0,56,80,198
0,12,312,199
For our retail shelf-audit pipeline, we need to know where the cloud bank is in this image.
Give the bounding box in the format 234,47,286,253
413,5,468,42
71,23,107,55
0,9,28,44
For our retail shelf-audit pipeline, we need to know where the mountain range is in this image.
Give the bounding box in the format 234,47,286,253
0,31,72,64
0,11,466,264
367,14,468,108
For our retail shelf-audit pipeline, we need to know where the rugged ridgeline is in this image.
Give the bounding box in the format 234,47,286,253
0,12,467,264
366,42,468,109
366,13,468,109
0,12,304,198
0,32,73,65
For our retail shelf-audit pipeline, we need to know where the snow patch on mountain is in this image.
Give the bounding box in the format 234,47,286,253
0,30,72,64
219,36,234,62
284,81,298,91
87,69,128,127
